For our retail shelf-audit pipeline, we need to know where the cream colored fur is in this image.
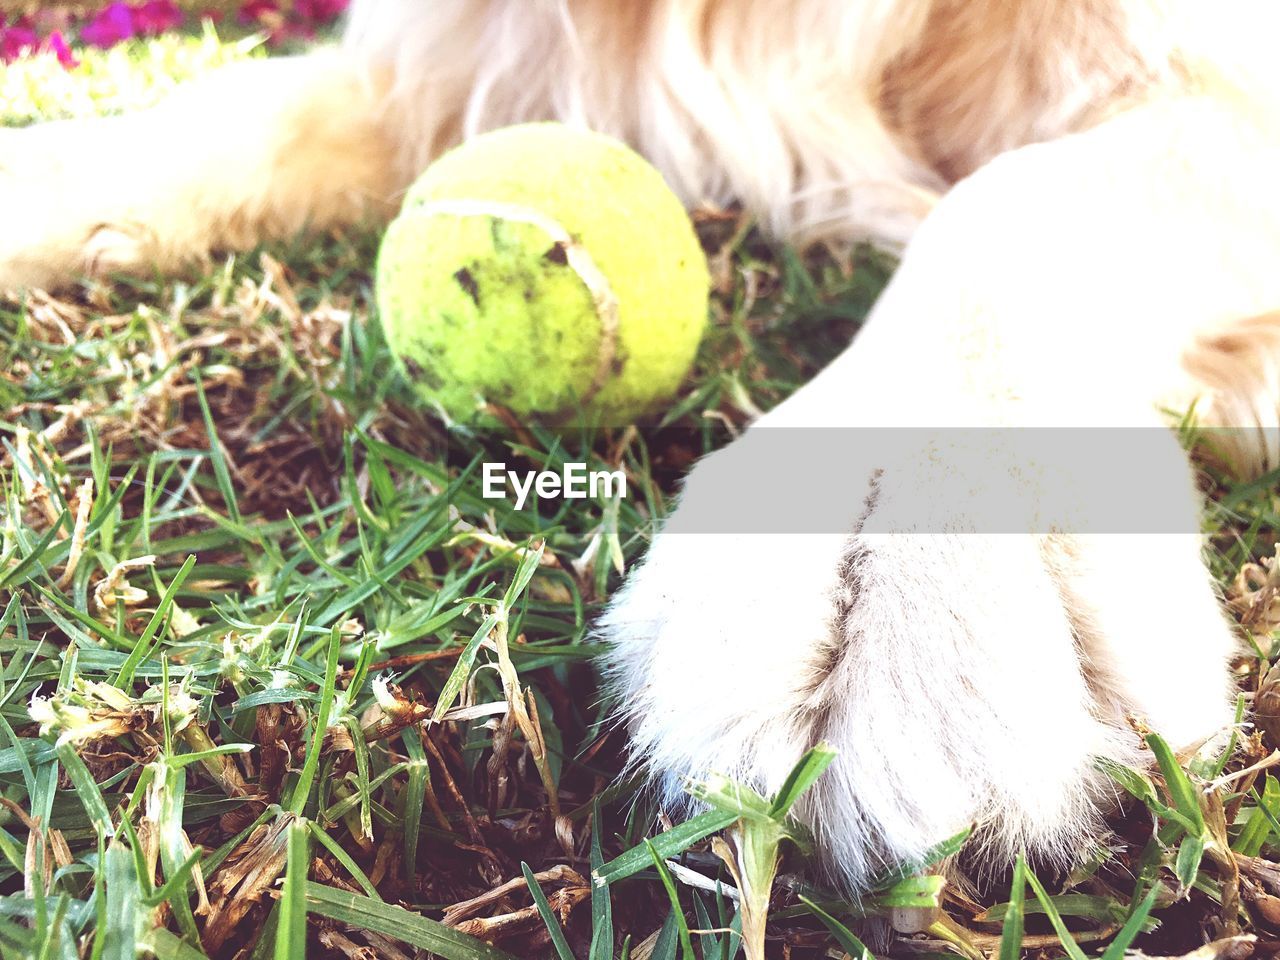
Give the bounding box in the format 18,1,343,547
0,52,399,289
4,0,1280,895
605,92,1280,887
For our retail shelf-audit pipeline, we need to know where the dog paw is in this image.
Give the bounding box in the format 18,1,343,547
0,124,118,291
0,116,204,292
600,422,1239,892
80,223,158,279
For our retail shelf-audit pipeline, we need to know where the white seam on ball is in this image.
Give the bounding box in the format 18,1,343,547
412,197,621,400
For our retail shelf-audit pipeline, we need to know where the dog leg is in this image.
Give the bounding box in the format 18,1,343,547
1051,533,1239,749
602,418,1187,891
604,91,1280,890
0,52,404,291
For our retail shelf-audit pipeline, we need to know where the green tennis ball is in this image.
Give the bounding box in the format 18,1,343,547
376,123,710,426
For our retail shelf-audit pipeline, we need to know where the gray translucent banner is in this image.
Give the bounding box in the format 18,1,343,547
471,428,1273,533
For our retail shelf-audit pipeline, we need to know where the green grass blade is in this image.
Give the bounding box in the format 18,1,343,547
113,554,197,689
981,893,1136,928
287,625,341,815
101,841,142,960
305,882,519,960
998,855,1026,960
308,822,380,900
165,743,254,770
1146,734,1205,834
275,818,310,960
503,541,545,609
869,828,972,891
0,714,39,804
522,862,577,960
589,800,614,960
1023,863,1088,960
867,874,946,910
1175,834,1205,891
645,841,694,960
144,847,204,909
1201,693,1246,780
400,729,428,884
690,891,719,960
683,774,773,826
1236,780,1280,855
798,895,873,960
717,881,743,960
1097,757,1160,808
151,760,200,943
593,809,737,886
34,894,75,960
1100,887,1159,960
143,928,212,960
649,911,679,960
432,611,500,722
54,741,114,838
0,521,64,591
193,374,242,526
768,743,837,818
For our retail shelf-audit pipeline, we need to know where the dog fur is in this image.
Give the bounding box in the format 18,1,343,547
4,0,1280,894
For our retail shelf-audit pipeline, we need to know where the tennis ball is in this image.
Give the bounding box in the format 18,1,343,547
376,123,710,426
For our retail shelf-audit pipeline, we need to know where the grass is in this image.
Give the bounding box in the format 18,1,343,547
4,28,1280,960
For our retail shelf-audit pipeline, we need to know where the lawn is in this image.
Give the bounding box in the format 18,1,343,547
3,25,1280,960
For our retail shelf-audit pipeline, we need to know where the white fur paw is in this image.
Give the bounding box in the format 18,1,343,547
0,120,177,291
81,223,156,279
600,429,1240,892
0,212,140,292
0,129,110,290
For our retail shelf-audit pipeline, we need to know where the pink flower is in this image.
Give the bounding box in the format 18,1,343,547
279,22,317,42
0,18,77,68
132,1,183,36
0,0,350,68
79,3,136,48
44,30,79,68
294,0,349,22
0,23,37,63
